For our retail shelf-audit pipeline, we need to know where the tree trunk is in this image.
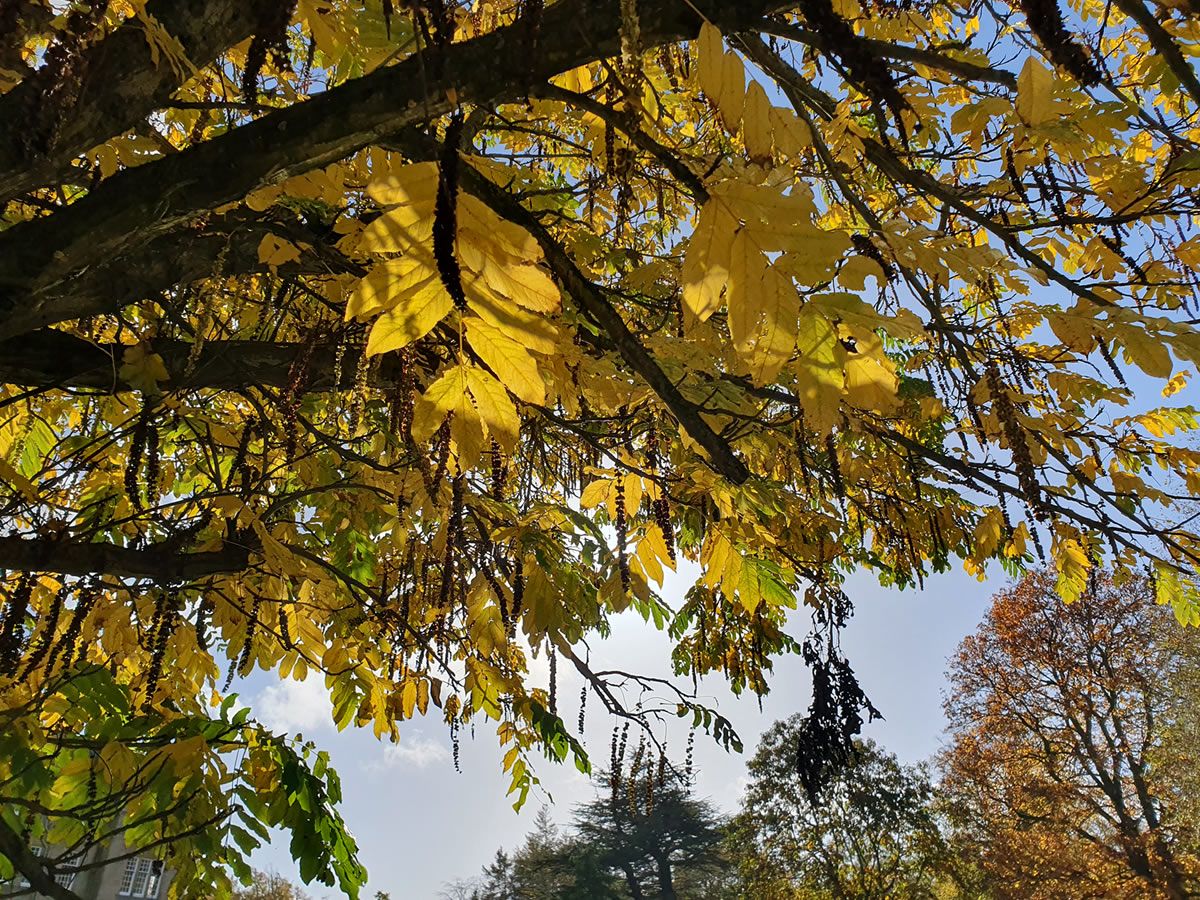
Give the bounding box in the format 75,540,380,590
619,863,645,900
654,853,677,900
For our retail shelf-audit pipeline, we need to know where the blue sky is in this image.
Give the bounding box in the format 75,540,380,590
246,563,997,899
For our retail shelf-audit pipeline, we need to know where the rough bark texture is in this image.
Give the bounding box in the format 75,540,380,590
0,0,274,203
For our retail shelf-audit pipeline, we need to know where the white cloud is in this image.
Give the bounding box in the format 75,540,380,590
256,676,331,735
373,731,450,770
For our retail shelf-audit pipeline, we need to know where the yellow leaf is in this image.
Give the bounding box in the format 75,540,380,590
468,257,561,314
465,317,545,405
641,522,675,572
1016,57,1058,126
368,162,439,207
347,257,438,320
682,201,735,322
0,457,37,502
794,309,845,434
359,207,434,254
400,679,418,719
1114,324,1173,378
697,22,725,107
465,365,521,452
1163,370,1190,398
257,234,302,268
769,105,812,155
843,330,899,414
457,194,541,262
972,507,1005,561
717,48,746,130
743,81,774,163
579,479,612,510
119,344,170,394
411,365,469,444
365,278,453,356
467,289,563,355
727,230,796,384
1053,534,1091,604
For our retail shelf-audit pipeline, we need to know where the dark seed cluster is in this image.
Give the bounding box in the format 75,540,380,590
242,0,299,105
1017,0,1101,85
795,585,880,804
20,583,66,679
987,364,1044,518
615,480,630,592
0,572,34,676
433,111,468,311
796,0,911,140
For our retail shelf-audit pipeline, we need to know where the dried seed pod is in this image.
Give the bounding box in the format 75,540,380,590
433,111,468,310
21,582,67,679
685,728,695,782
849,233,896,284
347,340,372,438
194,596,213,655
511,554,524,627
1017,0,1100,85
242,1,299,105
987,365,1044,518
226,595,263,690
0,572,34,676
143,593,175,710
49,584,100,674
825,433,846,500
615,480,630,592
619,0,642,83
796,0,910,139
125,407,150,512
490,440,506,501
1096,338,1128,388
282,330,318,462
143,419,160,508
548,643,557,716
278,603,293,650
229,418,256,494
578,685,588,734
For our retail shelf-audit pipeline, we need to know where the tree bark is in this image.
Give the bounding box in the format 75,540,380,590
0,0,274,204
0,0,790,335
0,534,258,580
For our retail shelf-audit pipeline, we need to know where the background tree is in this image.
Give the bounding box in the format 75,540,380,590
730,723,947,899
458,758,730,899
5,0,1200,893
233,869,313,900
571,768,730,900
940,570,1200,899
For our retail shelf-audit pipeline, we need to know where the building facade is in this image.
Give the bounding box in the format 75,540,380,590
4,834,174,900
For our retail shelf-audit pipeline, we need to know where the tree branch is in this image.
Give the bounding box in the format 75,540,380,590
0,534,258,580
0,0,273,204
0,0,792,339
0,212,362,337
0,330,438,393
0,816,85,900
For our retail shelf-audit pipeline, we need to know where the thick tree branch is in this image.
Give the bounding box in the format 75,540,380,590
0,534,257,579
0,330,438,393
0,212,362,337
0,0,793,339
0,816,85,900
0,0,272,204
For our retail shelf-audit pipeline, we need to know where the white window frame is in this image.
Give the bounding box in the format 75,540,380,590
118,857,162,898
